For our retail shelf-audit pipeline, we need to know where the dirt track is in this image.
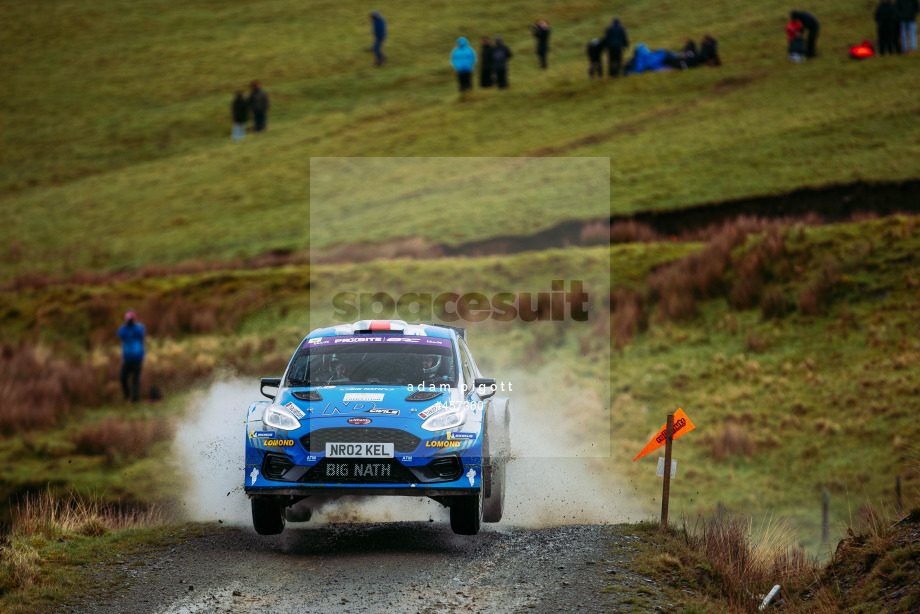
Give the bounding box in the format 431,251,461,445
69,522,679,614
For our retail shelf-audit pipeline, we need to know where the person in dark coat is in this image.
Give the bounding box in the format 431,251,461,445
480,37,494,87
370,10,387,66
531,20,551,68
118,310,145,403
896,0,919,53
491,36,513,89
604,18,629,76
876,0,903,55
231,91,248,141
587,38,604,78
790,10,820,57
248,81,269,132
699,34,722,66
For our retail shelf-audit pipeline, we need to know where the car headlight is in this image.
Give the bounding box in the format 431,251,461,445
420,402,468,431
263,404,301,431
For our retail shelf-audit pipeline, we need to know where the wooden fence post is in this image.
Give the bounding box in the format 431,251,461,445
660,414,674,529
822,488,829,543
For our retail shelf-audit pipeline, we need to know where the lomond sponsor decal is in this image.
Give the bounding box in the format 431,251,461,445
426,440,463,448
265,439,295,447
250,431,275,439
366,408,399,416
343,393,384,402
347,417,372,425
447,432,476,440
326,443,395,458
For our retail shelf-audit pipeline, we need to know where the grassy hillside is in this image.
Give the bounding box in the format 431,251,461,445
2,218,919,554
2,0,920,280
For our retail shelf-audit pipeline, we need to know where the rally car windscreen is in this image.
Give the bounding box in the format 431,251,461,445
285,335,458,388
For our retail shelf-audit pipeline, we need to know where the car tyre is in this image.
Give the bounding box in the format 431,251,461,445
450,493,482,535
483,398,509,523
251,497,285,535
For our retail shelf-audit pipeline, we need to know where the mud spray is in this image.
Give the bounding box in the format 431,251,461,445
173,371,647,530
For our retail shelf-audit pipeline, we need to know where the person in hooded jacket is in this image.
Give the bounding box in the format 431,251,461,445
604,18,629,76
118,310,146,403
491,36,513,89
451,37,477,92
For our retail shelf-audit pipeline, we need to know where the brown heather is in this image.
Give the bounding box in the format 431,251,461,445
71,417,175,461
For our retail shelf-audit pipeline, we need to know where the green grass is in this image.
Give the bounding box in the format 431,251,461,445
2,0,920,280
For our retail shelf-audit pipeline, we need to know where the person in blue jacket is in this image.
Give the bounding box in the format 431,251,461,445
118,310,146,403
370,10,387,66
450,37,477,92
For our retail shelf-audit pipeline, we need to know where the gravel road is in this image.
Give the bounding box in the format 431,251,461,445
68,522,676,614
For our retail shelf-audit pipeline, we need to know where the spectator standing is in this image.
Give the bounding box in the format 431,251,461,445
897,0,919,54
480,37,494,87
699,34,722,66
604,18,629,77
231,91,248,142
450,37,477,92
370,10,387,66
491,36,513,89
876,0,903,55
118,310,145,403
531,20,551,68
248,81,269,132
587,38,604,78
790,10,820,57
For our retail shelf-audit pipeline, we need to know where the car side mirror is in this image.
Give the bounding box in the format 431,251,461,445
474,378,497,400
260,377,281,400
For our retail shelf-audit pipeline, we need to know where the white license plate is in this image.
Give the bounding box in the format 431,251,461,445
325,442,394,458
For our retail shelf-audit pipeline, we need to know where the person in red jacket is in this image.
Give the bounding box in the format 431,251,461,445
786,18,805,62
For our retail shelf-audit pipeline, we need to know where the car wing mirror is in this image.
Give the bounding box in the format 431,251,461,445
260,377,281,400
474,378,497,400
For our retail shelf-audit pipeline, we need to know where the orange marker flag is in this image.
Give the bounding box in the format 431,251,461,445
632,408,696,461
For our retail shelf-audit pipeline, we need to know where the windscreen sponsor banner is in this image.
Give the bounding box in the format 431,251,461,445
303,336,452,349
326,442,395,458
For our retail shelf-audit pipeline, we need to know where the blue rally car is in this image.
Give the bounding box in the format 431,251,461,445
244,320,510,536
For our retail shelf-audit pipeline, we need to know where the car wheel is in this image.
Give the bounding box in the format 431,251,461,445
483,398,509,523
251,497,286,535
450,493,482,535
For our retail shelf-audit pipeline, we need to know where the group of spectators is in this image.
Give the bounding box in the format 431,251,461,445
588,18,721,77
874,0,919,56
230,81,270,141
230,6,920,135
450,20,552,92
